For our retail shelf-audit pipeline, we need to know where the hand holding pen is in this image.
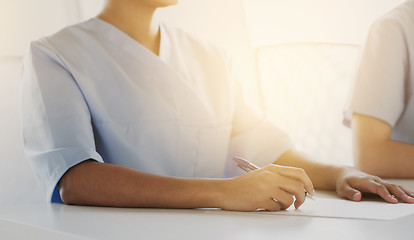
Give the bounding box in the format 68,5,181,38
218,156,315,211
234,156,315,200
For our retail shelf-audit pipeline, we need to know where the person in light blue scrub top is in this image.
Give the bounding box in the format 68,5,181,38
345,0,414,178
21,0,414,211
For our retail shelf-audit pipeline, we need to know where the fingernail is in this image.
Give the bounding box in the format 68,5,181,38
310,188,316,196
353,193,359,201
403,195,414,200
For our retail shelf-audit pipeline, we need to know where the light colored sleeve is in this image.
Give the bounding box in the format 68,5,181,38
226,63,294,177
344,17,408,127
21,40,103,202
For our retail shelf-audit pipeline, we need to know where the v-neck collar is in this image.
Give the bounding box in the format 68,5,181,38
87,18,170,69
84,17,200,96
81,18,218,122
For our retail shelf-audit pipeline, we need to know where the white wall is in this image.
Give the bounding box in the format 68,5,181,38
243,0,406,47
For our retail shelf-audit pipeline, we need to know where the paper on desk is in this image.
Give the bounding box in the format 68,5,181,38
265,191,414,220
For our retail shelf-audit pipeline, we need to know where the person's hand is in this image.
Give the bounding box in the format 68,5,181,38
336,167,414,203
218,164,315,211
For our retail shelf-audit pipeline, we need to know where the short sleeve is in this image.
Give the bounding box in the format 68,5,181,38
21,40,103,202
344,17,408,127
226,63,294,177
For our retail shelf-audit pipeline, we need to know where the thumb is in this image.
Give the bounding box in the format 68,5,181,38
337,182,362,202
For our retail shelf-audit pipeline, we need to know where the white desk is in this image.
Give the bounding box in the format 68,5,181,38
1,179,413,240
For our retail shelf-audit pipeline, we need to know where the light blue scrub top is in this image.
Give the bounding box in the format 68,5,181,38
21,18,293,202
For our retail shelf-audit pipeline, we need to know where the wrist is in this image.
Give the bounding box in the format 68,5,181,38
211,178,230,209
195,178,227,209
332,165,356,190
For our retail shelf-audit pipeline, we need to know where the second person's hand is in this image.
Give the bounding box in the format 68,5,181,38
335,167,414,203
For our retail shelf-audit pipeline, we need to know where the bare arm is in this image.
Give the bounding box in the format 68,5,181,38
58,160,222,208
352,113,414,178
58,159,314,211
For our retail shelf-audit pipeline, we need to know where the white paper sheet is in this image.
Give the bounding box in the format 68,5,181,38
264,190,414,220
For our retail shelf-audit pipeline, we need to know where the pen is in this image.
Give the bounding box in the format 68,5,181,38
233,156,315,200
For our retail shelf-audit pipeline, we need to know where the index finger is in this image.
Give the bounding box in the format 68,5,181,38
272,165,315,196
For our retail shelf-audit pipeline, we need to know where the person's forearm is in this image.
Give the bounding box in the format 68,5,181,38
58,160,222,208
352,113,414,178
274,150,344,191
356,140,414,178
